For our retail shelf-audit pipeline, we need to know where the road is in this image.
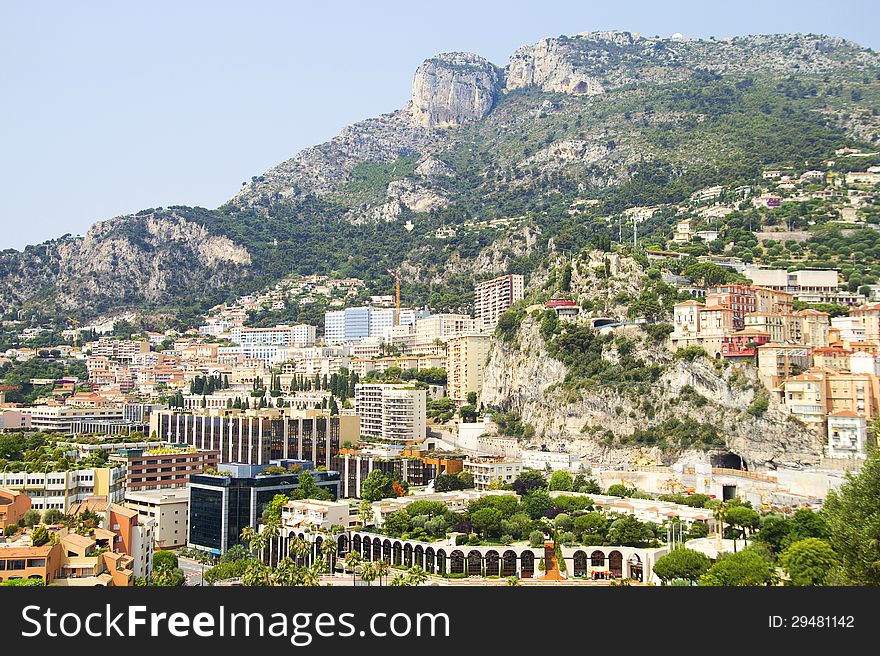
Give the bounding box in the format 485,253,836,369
177,555,209,586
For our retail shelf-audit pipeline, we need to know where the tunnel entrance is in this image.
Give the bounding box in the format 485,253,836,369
711,452,747,470
722,484,738,501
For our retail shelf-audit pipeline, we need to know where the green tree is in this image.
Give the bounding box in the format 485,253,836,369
30,525,50,547
724,505,760,551
361,470,391,502
607,515,654,547
528,530,546,548
605,484,631,498
780,538,838,586
700,549,773,586
470,507,503,538
151,566,185,587
548,470,573,491
522,489,552,520
42,508,64,525
787,508,829,545
406,565,428,586
653,547,711,585
512,470,547,496
383,510,412,537
20,509,41,528
573,513,608,542
755,514,792,555
344,551,362,585
291,470,332,501
153,550,179,571
241,560,273,587
358,499,375,527
823,448,880,585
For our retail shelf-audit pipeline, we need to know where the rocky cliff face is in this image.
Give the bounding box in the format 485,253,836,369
480,318,824,468
408,53,502,128
236,53,502,205
505,31,880,95
506,37,607,95
0,211,251,315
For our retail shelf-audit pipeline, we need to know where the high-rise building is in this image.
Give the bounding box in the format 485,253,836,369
475,274,524,330
109,445,220,492
124,488,190,550
415,314,475,342
446,333,491,403
324,307,372,344
188,466,341,555
151,409,359,468
355,383,427,443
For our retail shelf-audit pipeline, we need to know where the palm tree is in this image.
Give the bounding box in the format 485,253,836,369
261,519,281,564
241,560,272,587
359,561,378,587
320,539,338,574
344,551,362,586
289,536,310,565
389,574,409,587
406,565,428,586
712,503,727,550
272,557,300,586
372,559,390,586
300,563,323,587
506,576,520,586
358,500,374,528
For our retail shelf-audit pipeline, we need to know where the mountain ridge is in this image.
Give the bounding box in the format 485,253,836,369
2,30,879,321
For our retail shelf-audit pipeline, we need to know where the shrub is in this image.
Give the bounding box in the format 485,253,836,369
528,530,545,548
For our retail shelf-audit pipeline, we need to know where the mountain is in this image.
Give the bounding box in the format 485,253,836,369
3,31,879,321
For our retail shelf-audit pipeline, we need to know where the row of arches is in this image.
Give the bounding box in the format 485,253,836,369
346,534,641,580
257,533,645,581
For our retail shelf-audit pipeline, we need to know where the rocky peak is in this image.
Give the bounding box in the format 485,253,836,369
506,37,606,96
408,52,502,128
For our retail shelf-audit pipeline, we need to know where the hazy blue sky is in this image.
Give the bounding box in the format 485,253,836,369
2,0,878,250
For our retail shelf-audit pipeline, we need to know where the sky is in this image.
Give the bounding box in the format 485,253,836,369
1,0,878,250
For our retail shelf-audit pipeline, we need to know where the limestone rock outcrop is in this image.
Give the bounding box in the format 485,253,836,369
506,37,606,95
408,53,502,128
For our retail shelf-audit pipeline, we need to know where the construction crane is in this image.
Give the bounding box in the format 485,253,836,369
386,269,401,326
67,316,79,357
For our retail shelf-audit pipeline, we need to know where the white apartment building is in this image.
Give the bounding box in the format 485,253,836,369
217,344,282,366
87,337,150,362
744,268,858,304
445,333,491,403
831,316,867,342
281,499,350,530
474,274,525,330
672,300,703,341
21,406,125,432
369,307,396,339
124,488,190,549
827,411,868,459
415,314,476,342
324,307,372,345
0,467,125,512
231,324,317,348
463,458,523,491
355,383,427,443
520,449,582,472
